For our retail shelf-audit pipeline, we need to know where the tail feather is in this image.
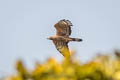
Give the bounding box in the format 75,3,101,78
70,38,83,42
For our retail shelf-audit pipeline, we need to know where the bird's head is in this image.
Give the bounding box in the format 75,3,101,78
47,36,54,40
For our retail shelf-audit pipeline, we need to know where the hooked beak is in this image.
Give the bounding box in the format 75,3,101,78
47,37,53,40
47,37,51,40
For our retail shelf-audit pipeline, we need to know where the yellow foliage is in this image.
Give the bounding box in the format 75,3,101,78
4,50,120,80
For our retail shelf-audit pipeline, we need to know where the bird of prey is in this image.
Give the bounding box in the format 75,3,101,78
47,19,82,58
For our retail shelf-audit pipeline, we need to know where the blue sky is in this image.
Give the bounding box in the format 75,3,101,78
0,0,120,75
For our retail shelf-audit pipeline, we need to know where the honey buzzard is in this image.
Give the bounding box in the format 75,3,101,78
47,19,82,58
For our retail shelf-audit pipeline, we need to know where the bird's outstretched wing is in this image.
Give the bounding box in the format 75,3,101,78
53,40,70,58
54,19,73,37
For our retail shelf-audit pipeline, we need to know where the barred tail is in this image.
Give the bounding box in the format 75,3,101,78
70,38,83,42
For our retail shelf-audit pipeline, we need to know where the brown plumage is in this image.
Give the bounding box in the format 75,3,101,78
47,19,82,58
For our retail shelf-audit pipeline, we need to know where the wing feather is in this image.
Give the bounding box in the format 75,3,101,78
54,19,72,37
53,40,70,58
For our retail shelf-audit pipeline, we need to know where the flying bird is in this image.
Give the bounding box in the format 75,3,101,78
47,19,82,58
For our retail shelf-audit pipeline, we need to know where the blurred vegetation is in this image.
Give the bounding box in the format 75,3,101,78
4,50,120,80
